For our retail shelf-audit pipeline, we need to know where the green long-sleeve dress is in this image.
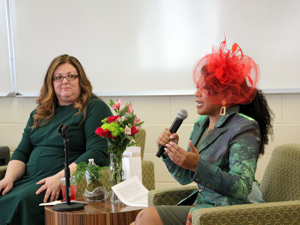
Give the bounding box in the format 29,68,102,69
0,95,112,225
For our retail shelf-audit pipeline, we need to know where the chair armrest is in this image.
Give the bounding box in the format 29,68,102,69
0,165,7,180
192,200,300,225
148,185,196,206
0,146,10,166
142,160,155,191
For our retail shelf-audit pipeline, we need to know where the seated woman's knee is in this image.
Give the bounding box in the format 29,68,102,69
136,207,152,221
135,207,162,225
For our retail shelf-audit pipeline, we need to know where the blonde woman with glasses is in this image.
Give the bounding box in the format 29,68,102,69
0,54,112,225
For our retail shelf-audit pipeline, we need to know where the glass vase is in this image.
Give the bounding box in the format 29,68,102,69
109,153,125,203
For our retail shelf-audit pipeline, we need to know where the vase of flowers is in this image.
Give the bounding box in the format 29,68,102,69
108,152,124,202
95,99,144,203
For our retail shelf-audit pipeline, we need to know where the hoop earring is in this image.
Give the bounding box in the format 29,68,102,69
220,100,226,116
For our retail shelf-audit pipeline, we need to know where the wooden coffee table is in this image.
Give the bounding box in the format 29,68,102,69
44,197,145,225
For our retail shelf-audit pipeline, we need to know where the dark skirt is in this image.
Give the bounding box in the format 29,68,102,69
155,205,192,225
0,169,61,225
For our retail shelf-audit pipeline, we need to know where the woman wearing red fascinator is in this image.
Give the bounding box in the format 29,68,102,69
131,38,273,225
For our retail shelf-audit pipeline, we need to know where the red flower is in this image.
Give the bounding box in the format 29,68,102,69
130,126,139,136
95,127,115,139
95,127,108,137
107,131,115,139
107,115,119,123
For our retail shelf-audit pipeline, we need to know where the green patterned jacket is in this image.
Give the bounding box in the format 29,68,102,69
162,105,261,213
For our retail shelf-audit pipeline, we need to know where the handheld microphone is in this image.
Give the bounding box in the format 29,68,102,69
156,109,188,158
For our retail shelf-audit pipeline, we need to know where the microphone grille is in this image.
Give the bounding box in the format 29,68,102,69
177,109,188,120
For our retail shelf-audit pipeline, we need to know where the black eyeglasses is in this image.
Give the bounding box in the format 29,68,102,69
52,74,79,82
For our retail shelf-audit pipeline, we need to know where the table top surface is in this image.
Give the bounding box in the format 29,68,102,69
44,197,144,225
44,197,145,215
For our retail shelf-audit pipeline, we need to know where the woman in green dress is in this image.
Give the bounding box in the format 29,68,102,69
131,38,273,225
0,54,112,225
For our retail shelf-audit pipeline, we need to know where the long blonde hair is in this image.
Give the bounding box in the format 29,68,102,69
33,54,92,127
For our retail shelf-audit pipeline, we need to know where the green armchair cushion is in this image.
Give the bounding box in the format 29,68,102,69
148,143,300,225
148,186,196,206
192,200,300,225
148,187,300,224
260,143,300,202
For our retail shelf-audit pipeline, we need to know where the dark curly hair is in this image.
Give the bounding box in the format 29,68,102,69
239,89,274,155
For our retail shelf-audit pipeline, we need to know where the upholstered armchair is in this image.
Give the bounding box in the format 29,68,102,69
0,146,10,180
0,166,7,180
77,128,155,196
148,143,300,225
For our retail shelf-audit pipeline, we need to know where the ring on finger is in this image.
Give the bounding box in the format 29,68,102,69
176,158,179,163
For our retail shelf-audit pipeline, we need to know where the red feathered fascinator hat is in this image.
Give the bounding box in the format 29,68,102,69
193,38,260,106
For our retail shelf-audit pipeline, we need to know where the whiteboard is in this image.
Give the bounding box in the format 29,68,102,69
6,0,300,96
0,0,12,96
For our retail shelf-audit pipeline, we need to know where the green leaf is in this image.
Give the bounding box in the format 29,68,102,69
72,162,108,183
126,115,135,124
134,121,144,127
124,113,133,118
119,105,128,116
127,142,138,147
107,140,116,150
109,99,115,107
